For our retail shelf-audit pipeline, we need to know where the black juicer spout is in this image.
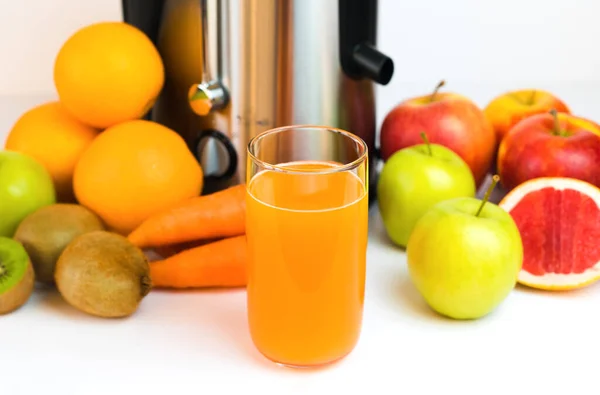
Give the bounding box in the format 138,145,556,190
339,0,394,85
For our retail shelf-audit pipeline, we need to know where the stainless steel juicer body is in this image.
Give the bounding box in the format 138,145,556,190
122,0,394,197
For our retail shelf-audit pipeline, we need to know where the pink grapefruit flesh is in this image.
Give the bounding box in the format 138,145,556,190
499,177,600,290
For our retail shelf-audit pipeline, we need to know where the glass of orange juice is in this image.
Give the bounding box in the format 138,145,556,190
245,125,369,368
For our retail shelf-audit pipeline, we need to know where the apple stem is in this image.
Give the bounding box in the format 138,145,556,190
476,175,500,217
430,80,446,102
528,90,537,104
420,132,433,156
549,108,564,136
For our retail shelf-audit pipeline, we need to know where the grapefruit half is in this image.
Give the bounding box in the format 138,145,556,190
499,177,600,291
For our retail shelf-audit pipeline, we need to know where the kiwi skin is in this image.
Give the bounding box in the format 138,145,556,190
0,237,35,315
14,203,105,284
55,230,152,318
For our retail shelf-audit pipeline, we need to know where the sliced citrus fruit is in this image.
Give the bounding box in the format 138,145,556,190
498,177,600,291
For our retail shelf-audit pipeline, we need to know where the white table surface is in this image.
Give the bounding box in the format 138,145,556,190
1,90,600,395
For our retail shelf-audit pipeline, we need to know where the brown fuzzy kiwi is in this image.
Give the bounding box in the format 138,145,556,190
13,203,105,283
0,237,35,314
54,230,152,318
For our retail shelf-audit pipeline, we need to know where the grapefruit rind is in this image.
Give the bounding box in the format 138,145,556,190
517,270,600,291
499,177,600,291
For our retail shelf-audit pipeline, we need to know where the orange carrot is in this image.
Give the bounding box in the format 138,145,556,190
128,184,246,248
149,235,247,289
153,238,222,259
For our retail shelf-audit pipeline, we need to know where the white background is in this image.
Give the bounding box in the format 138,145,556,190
1,0,599,124
2,1,600,394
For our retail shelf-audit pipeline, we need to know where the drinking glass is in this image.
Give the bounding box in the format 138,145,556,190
245,125,369,368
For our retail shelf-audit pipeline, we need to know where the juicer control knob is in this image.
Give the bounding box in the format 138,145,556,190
188,80,229,116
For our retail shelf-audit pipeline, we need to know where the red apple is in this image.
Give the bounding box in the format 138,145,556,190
380,81,496,187
498,110,600,191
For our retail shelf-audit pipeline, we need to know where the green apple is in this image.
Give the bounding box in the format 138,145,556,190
377,133,476,247
0,150,56,237
406,176,523,320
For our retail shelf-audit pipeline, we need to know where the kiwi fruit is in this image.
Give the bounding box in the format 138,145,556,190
55,230,152,318
13,203,105,283
0,237,35,314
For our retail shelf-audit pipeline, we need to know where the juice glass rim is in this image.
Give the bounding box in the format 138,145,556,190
246,124,368,175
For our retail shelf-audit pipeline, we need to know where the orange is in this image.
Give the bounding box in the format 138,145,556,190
53,21,164,129
73,120,203,235
5,101,99,202
499,177,600,291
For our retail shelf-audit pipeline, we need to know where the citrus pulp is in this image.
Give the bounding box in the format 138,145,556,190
499,177,600,290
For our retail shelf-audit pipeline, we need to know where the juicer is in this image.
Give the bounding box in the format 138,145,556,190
122,0,395,198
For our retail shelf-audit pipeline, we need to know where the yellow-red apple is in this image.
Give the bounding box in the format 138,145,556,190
380,81,496,187
484,89,570,143
498,110,600,191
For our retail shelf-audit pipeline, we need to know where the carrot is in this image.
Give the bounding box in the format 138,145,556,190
152,238,222,259
128,184,246,248
149,235,247,289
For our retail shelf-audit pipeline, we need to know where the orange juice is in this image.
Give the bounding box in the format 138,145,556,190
246,160,368,367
